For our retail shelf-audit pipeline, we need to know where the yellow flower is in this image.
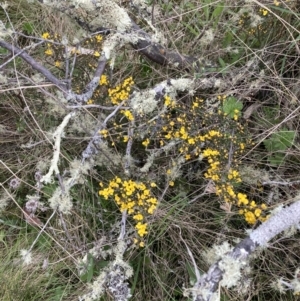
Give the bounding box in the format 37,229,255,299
192,101,199,109
237,193,249,206
114,195,121,203
143,189,150,197
260,8,268,16
142,138,150,147
95,34,103,43
261,203,267,210
226,185,236,197
208,130,222,138
164,95,171,106
211,174,219,181
108,77,134,104
133,213,144,221
165,132,172,139
42,32,50,39
147,197,157,204
99,129,108,138
148,204,157,214
94,51,100,57
217,95,226,101
245,211,256,224
45,48,53,56
99,75,109,85
254,208,262,217
135,222,148,237
228,169,240,180
202,149,220,157
122,110,134,121
185,154,191,160
188,138,195,145
55,61,61,68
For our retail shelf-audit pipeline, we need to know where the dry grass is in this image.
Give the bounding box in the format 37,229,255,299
0,0,300,300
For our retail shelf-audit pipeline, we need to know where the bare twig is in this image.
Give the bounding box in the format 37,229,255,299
0,40,67,89
81,100,126,160
65,54,107,102
41,111,77,184
66,104,129,110
262,179,300,186
124,119,135,176
118,210,127,241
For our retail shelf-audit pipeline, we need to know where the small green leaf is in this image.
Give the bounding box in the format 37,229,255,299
42,183,57,197
212,2,224,28
218,57,227,68
222,96,243,118
23,22,34,34
278,130,295,148
0,47,8,55
263,129,296,152
212,3,224,19
269,153,285,166
203,0,210,20
0,230,7,248
80,253,94,282
186,261,202,286
97,260,109,269
182,22,199,36
222,31,233,48
263,128,296,165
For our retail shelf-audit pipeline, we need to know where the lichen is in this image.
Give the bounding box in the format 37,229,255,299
219,255,243,288
79,240,133,301
0,20,12,38
202,241,232,265
169,78,194,95
102,32,139,62
48,187,72,213
44,90,68,116
0,191,11,212
130,90,158,115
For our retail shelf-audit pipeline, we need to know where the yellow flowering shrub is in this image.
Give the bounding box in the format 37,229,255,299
97,88,269,225
108,77,134,105
99,177,158,246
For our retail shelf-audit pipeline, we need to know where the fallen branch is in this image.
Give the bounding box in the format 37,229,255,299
189,199,300,301
0,40,67,89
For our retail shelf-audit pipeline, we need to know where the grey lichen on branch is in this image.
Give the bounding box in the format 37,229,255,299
188,200,300,301
41,0,132,33
41,0,204,71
